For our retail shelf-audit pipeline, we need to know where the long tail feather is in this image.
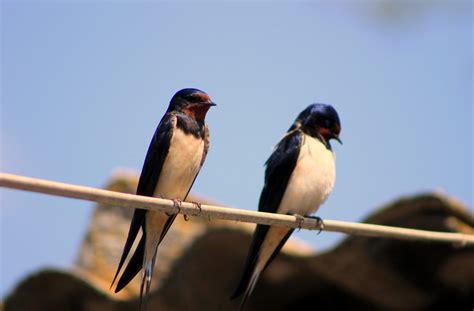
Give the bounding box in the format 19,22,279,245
139,244,159,311
231,225,269,299
115,234,146,293
232,228,294,309
111,209,146,289
238,270,261,311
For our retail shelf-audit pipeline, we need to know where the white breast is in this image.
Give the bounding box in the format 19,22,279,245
277,134,336,216
144,127,205,262
153,127,204,200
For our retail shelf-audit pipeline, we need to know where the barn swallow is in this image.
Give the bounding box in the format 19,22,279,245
231,103,342,309
110,88,215,310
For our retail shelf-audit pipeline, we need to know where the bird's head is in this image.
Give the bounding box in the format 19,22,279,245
296,103,342,145
168,88,216,121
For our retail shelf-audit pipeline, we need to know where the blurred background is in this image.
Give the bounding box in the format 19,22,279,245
1,0,472,299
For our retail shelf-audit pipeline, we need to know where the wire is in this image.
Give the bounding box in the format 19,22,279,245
1,172,472,246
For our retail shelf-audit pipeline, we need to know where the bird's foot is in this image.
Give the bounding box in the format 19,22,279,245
307,216,324,234
293,214,305,231
191,201,202,214
173,199,182,213
183,201,202,221
166,198,182,216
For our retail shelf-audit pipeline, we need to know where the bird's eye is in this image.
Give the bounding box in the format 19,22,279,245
184,95,197,102
323,119,332,128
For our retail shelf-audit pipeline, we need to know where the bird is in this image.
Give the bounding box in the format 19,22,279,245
231,103,342,309
110,88,216,310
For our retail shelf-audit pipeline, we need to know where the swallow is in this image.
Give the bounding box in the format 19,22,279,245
231,103,342,309
110,88,215,310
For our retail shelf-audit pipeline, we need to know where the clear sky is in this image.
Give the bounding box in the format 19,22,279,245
1,1,472,298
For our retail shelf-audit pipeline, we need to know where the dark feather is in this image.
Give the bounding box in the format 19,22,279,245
232,130,302,299
237,229,293,311
111,113,175,292
114,234,145,293
112,112,210,297
110,209,146,289
136,114,177,197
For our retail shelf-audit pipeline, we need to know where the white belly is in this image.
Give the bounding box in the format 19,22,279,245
153,128,204,200
277,134,336,216
144,127,204,259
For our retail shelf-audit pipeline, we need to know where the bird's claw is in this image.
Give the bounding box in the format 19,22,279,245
173,199,182,213
294,214,305,231
191,201,202,214
166,198,182,216
308,216,324,234
183,202,202,221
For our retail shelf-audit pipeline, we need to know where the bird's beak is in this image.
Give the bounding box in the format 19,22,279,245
332,133,342,145
207,101,217,107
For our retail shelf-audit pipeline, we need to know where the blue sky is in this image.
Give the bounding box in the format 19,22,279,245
1,1,472,298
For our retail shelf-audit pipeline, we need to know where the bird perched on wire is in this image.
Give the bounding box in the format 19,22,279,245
110,88,216,310
231,103,342,309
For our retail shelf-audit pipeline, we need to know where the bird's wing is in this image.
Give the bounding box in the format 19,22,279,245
111,113,176,292
232,130,302,299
